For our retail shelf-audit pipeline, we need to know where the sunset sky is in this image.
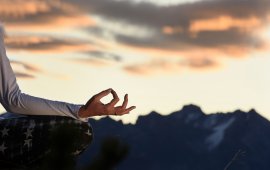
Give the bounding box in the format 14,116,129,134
0,0,269,124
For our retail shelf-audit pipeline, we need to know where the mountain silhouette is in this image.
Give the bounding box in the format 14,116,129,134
77,104,270,170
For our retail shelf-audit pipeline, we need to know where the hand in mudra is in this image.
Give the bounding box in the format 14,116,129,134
78,88,136,118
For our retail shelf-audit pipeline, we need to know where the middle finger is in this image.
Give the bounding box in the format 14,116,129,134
121,94,128,109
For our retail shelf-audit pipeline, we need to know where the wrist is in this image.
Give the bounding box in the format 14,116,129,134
78,105,97,118
78,105,88,118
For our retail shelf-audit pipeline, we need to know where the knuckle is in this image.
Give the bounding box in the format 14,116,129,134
93,95,98,99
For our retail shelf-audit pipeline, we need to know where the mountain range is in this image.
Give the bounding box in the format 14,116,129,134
77,104,270,170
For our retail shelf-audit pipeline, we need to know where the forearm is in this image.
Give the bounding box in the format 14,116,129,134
0,24,88,122
5,89,88,122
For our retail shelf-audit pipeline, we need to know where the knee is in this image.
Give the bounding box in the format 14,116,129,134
44,118,93,156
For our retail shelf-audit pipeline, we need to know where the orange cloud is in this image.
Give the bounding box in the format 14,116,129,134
113,39,266,76
123,56,220,76
0,1,51,17
0,0,95,31
117,41,245,59
162,26,183,35
5,35,97,53
124,59,181,76
72,58,113,67
182,57,220,70
189,16,262,36
4,15,95,32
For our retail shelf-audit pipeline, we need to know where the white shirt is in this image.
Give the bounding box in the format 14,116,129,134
0,24,88,122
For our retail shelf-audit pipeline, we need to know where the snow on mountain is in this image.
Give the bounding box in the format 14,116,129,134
205,117,235,150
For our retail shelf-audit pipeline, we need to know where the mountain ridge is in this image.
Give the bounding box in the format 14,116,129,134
77,104,270,170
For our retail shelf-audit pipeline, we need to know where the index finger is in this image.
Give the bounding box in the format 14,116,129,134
94,88,112,100
108,89,120,106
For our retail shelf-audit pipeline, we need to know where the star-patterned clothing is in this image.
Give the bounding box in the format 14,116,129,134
0,115,93,167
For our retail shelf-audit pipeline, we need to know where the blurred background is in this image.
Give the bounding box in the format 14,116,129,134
0,0,269,123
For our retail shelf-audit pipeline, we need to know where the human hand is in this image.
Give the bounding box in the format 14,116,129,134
78,88,136,118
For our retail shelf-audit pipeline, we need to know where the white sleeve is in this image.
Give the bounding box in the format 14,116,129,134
0,24,89,122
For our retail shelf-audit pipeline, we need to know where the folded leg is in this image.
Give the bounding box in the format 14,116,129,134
0,115,93,168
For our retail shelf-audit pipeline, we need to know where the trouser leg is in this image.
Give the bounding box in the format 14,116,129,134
0,115,93,168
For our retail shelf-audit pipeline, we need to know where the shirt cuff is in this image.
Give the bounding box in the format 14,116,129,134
74,104,89,122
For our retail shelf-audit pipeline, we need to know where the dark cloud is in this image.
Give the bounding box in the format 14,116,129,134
87,50,122,62
2,0,268,52
69,0,269,27
11,60,41,72
86,26,105,37
67,0,269,53
10,60,40,79
14,72,35,79
183,57,219,69
114,28,260,50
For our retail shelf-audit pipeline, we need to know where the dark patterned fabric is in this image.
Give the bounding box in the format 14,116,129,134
0,115,93,168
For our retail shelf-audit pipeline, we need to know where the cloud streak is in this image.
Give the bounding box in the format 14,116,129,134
10,60,42,79
5,35,95,53
86,50,123,62
124,57,219,75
